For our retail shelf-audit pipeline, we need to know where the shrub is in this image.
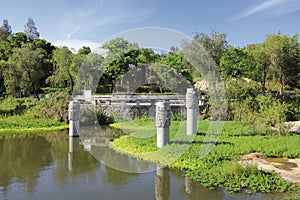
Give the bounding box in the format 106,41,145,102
29,91,72,122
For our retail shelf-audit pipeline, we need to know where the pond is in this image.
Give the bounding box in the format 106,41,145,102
0,127,290,200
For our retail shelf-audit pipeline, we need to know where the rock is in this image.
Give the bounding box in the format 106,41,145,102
194,80,209,94
241,152,265,160
283,121,300,133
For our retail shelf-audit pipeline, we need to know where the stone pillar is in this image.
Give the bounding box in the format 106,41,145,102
151,100,155,106
186,88,198,135
156,101,171,148
68,100,80,137
136,99,141,106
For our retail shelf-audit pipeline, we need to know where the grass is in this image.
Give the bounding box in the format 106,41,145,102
0,115,68,134
110,119,300,195
0,96,69,134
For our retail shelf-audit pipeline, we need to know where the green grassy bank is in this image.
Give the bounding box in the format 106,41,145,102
0,94,70,134
110,119,300,198
0,115,68,134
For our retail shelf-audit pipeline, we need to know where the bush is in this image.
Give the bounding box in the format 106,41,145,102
29,91,72,122
238,95,288,135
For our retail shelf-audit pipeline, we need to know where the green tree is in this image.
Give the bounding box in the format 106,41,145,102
75,52,104,92
264,33,300,96
156,50,193,83
24,17,40,39
248,43,271,93
0,19,12,41
78,46,91,55
5,43,46,99
7,32,28,48
219,46,253,80
193,30,228,66
101,37,138,92
47,47,75,92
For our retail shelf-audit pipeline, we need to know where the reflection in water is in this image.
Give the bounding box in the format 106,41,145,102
0,136,52,198
0,130,293,200
68,137,80,171
155,166,170,200
80,126,156,173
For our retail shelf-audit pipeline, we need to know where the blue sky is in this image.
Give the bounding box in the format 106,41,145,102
0,0,299,51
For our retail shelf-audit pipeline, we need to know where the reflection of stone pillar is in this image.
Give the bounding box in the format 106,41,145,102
186,88,198,135
68,100,80,137
185,176,193,193
68,137,79,171
155,166,170,200
156,101,171,148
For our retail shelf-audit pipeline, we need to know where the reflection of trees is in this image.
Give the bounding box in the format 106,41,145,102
102,165,139,189
0,132,101,198
45,133,99,188
0,136,52,198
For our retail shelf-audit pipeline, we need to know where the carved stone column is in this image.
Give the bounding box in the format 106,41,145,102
156,101,171,148
186,88,198,135
68,100,80,137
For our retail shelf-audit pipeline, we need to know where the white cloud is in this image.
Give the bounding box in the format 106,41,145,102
51,39,101,53
64,0,156,40
235,0,300,20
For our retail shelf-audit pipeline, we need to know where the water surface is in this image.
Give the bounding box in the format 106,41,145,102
0,129,291,200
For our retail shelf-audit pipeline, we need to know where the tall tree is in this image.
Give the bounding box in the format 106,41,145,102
193,30,228,66
24,17,40,39
5,44,46,99
0,19,12,41
47,47,75,92
264,33,300,96
219,46,253,80
101,37,138,92
75,52,104,93
156,50,193,83
248,43,271,93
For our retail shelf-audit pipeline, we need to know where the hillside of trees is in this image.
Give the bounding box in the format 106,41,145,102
1,18,300,98
1,17,300,134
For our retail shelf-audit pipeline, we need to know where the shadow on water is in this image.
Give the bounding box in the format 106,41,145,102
0,128,293,200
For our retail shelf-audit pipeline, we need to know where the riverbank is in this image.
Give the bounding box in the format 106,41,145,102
109,119,300,198
0,115,68,134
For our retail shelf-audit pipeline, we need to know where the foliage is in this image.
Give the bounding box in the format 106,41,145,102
235,95,289,135
193,30,228,66
4,43,47,99
225,79,260,100
80,106,115,125
156,50,193,83
285,96,300,121
29,91,72,122
264,33,300,95
46,46,75,92
111,119,300,194
0,97,37,116
247,43,271,93
220,46,253,80
24,17,40,39
74,52,104,93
